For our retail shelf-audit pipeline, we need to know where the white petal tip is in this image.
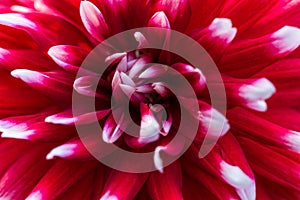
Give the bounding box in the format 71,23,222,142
1,131,31,140
45,115,74,125
209,18,237,43
46,144,77,160
26,190,42,200
239,78,276,112
154,147,165,173
272,26,300,54
286,130,300,153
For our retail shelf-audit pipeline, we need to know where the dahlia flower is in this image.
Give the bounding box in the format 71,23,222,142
0,0,300,199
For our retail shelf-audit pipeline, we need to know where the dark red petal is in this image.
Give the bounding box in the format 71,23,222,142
0,70,50,117
147,161,183,200
228,107,300,153
237,136,300,191
26,160,97,200
220,26,300,77
48,45,90,74
0,144,54,199
11,69,74,102
101,170,148,200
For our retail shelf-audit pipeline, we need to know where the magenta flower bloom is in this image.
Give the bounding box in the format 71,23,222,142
0,0,300,199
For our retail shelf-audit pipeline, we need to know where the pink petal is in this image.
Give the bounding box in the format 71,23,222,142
73,76,110,99
102,113,125,143
151,0,191,31
48,45,90,74
80,1,109,41
237,136,300,191
148,11,170,29
139,64,168,79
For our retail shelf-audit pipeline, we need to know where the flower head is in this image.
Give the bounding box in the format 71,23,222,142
0,0,300,199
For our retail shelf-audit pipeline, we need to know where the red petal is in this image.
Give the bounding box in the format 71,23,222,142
237,136,300,191
26,160,97,200
228,107,300,153
147,161,183,200
11,69,74,102
0,13,91,50
0,70,50,117
45,108,110,125
0,48,57,72
0,144,54,199
101,170,148,200
220,26,300,77
48,45,89,74
148,11,170,29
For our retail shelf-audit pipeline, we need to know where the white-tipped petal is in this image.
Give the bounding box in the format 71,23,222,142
200,108,230,138
80,1,109,41
239,78,276,112
220,161,256,200
139,64,168,79
285,130,300,153
154,146,167,173
26,190,42,200
11,69,45,83
209,18,237,43
271,26,300,54
134,32,149,48
120,72,135,87
119,84,135,97
46,144,77,160
139,104,160,144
